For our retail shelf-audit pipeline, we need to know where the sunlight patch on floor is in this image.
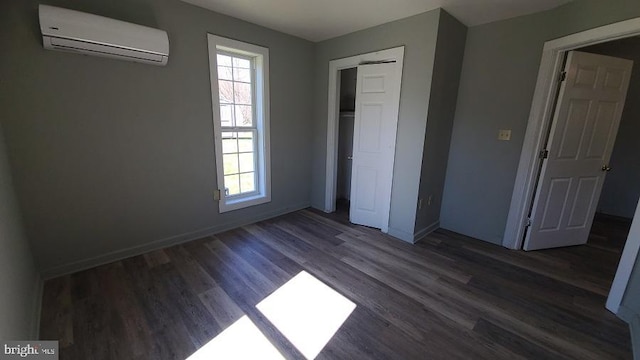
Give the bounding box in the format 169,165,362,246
186,315,284,360
256,271,356,359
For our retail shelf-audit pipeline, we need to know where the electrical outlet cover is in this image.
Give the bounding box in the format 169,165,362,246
498,129,511,141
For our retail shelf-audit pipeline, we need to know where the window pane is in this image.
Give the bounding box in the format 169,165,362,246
234,82,252,105
238,132,254,152
224,174,240,196
233,57,251,69
219,80,234,104
211,41,267,207
235,105,253,127
223,154,239,175
217,54,232,66
239,152,255,172
218,66,233,80
240,172,256,193
222,132,238,154
234,68,251,83
220,105,234,127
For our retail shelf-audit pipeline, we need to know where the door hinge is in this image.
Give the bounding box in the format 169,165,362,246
559,71,567,82
526,217,532,227
213,189,221,201
539,149,549,159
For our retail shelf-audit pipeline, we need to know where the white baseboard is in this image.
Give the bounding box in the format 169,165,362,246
387,226,414,243
385,221,440,244
40,202,310,279
413,221,440,243
30,276,44,339
632,315,640,360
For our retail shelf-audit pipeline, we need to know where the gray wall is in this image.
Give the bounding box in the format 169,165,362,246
441,0,640,244
311,9,441,241
581,37,640,220
415,11,467,234
0,0,314,275
0,125,40,339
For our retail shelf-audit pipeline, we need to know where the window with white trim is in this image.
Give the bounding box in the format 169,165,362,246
208,35,270,212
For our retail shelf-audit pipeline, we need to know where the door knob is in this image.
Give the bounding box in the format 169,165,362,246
601,165,612,172
347,155,353,160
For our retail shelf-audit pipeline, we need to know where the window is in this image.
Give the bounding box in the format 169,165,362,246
208,35,270,212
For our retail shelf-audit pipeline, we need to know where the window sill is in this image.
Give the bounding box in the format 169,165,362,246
219,193,271,213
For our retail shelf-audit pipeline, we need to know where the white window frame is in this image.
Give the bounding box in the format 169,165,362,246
207,34,271,213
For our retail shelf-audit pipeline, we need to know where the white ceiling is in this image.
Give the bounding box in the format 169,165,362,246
180,0,572,42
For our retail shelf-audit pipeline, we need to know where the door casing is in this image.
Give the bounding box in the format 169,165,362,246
503,17,640,314
324,46,405,233
523,51,632,251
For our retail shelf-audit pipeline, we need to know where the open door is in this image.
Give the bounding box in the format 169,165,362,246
524,51,633,250
349,62,402,231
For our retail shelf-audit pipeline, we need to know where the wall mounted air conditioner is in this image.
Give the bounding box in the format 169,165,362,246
39,5,169,66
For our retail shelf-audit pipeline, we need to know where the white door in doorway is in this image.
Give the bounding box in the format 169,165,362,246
349,62,402,231
524,51,633,250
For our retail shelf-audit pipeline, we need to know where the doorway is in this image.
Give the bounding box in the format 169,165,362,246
324,47,405,233
336,68,356,214
522,50,633,251
580,38,640,225
503,17,640,314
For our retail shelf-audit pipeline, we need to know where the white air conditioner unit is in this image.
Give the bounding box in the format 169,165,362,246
39,5,169,66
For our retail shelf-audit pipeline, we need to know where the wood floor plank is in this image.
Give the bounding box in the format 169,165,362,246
96,262,152,358
244,221,324,265
199,286,244,330
321,305,444,360
435,274,629,359
156,264,220,349
121,257,178,333
336,231,472,284
143,249,171,268
163,245,217,295
207,235,280,295
123,259,198,359
39,275,73,347
298,251,516,359
70,291,112,359
39,208,633,359
183,236,304,359
333,241,479,329
473,318,568,360
216,228,298,285
466,275,630,357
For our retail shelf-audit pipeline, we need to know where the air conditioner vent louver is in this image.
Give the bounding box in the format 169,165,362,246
39,5,169,66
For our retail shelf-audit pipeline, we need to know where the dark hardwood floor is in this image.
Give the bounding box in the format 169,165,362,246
39,207,633,359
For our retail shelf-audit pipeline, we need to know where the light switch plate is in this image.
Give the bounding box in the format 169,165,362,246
498,129,511,141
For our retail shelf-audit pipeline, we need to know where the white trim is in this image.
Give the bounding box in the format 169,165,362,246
502,17,640,315
414,221,440,243
39,202,311,279
607,199,640,313
502,52,564,249
504,16,640,249
324,46,405,232
207,34,271,213
387,226,414,243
